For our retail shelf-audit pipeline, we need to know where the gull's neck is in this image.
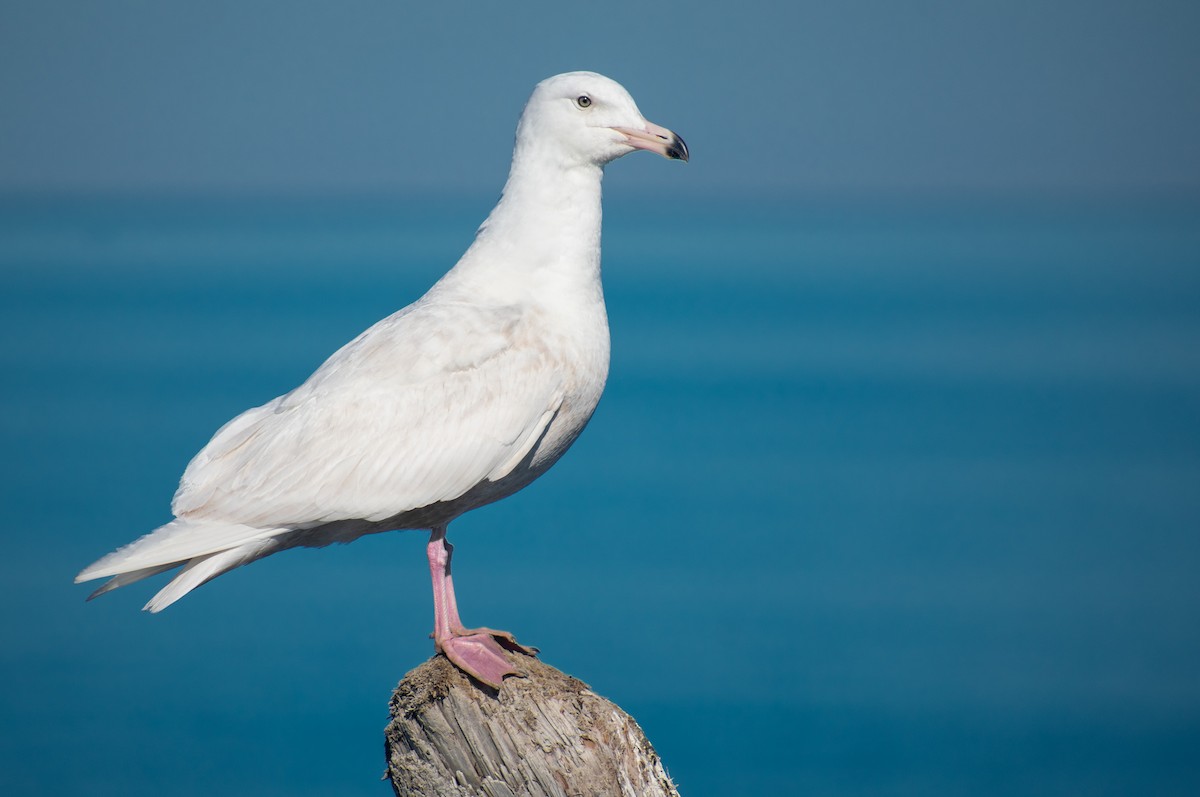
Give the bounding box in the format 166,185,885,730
443,146,606,305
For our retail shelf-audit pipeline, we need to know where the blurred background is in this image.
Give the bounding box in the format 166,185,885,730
2,2,1199,795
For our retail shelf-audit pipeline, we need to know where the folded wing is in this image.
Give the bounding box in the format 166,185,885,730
78,300,564,583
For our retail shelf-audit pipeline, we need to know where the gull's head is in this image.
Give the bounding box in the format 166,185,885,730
515,71,689,169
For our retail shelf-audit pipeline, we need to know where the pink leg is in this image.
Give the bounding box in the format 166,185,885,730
427,526,536,689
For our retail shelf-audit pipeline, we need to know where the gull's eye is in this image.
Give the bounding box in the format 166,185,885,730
575,95,592,109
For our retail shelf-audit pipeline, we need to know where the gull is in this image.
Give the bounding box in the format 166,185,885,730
75,71,688,688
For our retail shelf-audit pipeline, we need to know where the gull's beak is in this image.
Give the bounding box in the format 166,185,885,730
612,120,689,162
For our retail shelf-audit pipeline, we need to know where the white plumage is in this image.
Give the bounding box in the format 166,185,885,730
75,71,687,686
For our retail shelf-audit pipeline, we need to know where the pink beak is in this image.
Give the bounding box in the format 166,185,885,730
611,120,689,161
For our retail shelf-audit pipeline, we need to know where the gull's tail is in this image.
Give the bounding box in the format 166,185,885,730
75,519,287,612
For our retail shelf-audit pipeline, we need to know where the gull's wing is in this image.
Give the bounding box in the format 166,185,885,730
172,300,565,528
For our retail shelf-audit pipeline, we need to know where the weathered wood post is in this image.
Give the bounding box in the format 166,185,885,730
385,653,681,796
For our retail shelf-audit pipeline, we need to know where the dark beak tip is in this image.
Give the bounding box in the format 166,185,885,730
669,134,690,162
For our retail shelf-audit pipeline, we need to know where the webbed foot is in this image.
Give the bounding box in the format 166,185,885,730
437,629,537,689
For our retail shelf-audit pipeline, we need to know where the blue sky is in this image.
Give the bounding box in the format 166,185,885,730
2,0,1199,196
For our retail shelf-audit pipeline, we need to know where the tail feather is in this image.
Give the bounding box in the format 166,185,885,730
76,519,286,583
86,563,180,601
77,518,291,611
144,539,280,613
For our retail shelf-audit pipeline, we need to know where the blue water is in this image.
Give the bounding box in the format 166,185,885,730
2,193,1199,796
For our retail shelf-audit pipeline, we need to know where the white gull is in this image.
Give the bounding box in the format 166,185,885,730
75,71,688,688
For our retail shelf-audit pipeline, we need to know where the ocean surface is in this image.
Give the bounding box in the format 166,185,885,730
2,193,1198,796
